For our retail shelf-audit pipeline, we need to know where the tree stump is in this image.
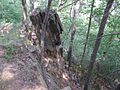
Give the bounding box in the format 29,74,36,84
30,8,63,58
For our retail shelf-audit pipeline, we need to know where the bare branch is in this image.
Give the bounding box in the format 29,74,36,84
58,0,79,11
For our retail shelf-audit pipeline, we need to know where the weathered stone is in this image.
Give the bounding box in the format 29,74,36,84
60,86,71,90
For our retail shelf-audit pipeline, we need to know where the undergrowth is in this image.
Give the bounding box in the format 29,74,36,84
3,44,16,60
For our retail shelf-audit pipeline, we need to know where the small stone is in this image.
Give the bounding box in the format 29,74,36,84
27,45,37,52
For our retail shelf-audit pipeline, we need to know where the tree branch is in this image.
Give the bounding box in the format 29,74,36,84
58,0,79,11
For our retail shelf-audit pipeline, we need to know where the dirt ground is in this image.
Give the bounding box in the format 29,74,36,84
0,45,81,90
0,45,48,90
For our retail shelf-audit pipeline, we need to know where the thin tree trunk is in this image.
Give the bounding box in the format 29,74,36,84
22,0,27,22
67,24,76,69
41,0,52,62
67,2,77,70
29,0,34,13
21,0,28,32
40,0,52,88
80,0,95,65
84,0,114,90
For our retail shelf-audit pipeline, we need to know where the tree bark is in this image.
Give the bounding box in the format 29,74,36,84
41,0,52,62
40,0,53,89
67,1,77,70
21,0,28,32
67,24,76,69
29,0,34,13
22,0,27,22
80,0,95,65
84,0,114,90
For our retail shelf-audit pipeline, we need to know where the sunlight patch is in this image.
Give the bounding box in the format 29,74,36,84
1,64,14,81
22,86,48,90
62,73,69,80
44,58,53,67
34,85,48,90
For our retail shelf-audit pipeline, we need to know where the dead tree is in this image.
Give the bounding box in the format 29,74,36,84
30,2,64,76
30,9,63,57
30,1,65,88
84,0,114,90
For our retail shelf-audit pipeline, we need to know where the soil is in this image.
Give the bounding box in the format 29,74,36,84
0,45,80,90
0,46,47,90
0,45,5,57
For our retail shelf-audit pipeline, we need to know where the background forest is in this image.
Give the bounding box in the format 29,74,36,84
0,0,120,90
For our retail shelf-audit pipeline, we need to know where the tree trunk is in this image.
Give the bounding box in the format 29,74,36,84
40,0,53,88
41,0,52,62
84,0,114,90
67,25,76,69
22,0,27,21
80,0,95,65
29,0,34,13
21,0,28,32
67,1,77,69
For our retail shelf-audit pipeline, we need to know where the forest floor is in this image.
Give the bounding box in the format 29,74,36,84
0,45,47,90
0,23,81,90
0,44,80,90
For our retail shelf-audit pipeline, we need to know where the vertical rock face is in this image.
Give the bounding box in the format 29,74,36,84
30,8,63,57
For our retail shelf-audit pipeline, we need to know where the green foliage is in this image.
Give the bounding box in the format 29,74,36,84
59,0,120,81
0,0,120,83
0,24,20,45
4,44,16,60
0,0,22,23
